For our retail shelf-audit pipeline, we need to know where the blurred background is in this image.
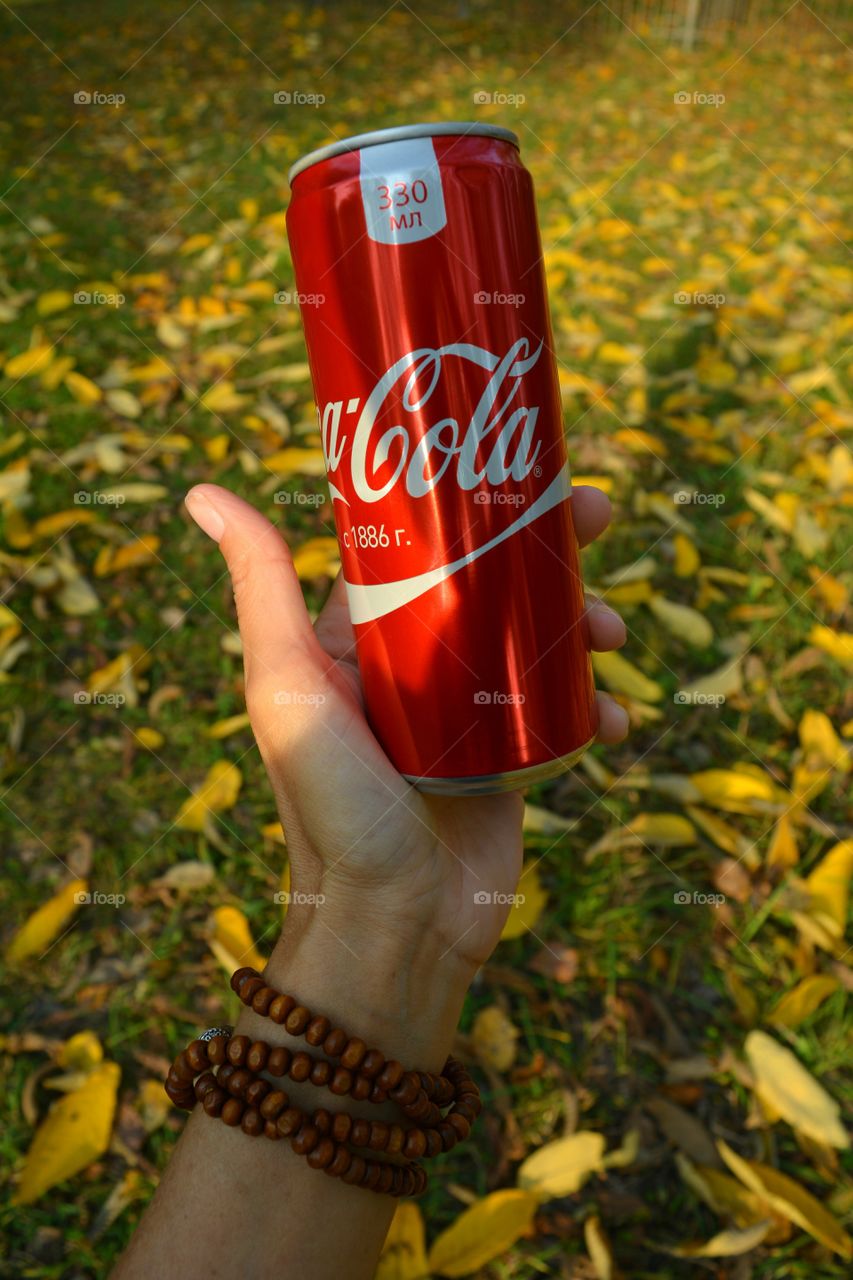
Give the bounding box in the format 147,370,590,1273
1,1,851,1276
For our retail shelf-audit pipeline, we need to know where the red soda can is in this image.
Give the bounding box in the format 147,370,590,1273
286,122,597,794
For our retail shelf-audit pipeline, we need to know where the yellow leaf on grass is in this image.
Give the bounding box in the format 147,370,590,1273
96,535,161,576
500,861,548,940
602,579,653,606
766,814,798,871
522,804,575,834
673,532,700,577
676,1154,778,1231
154,861,215,892
718,1140,852,1258
602,556,658,585
263,447,327,477
57,1031,103,1071
517,1131,605,1198
156,316,190,350
200,381,249,413
629,813,696,846
809,569,848,614
40,354,75,390
613,428,665,455
12,1061,120,1205
175,761,242,831
799,710,850,773
571,474,613,494
726,969,759,1024
601,1127,640,1169
210,905,265,974
261,821,287,845
5,345,54,380
597,341,639,365
36,290,74,316
667,1222,771,1257
132,727,164,750
6,879,88,964
689,769,777,813
205,713,252,739
680,657,743,704
64,371,102,405
104,389,142,418
809,625,853,669
744,1030,848,1149
204,434,229,462
86,645,148,697
647,595,713,648
291,537,340,580
591,650,663,702
471,1006,519,1073
769,975,839,1029
138,1079,171,1133
584,1215,614,1279
31,509,98,539
687,807,754,861
99,483,168,504
180,233,214,254
273,362,311,383
427,1189,538,1276
805,841,853,937
376,1202,429,1280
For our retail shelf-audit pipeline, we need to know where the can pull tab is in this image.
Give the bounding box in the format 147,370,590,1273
359,138,447,245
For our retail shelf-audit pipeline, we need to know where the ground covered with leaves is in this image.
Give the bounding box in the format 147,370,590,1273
0,2,851,1277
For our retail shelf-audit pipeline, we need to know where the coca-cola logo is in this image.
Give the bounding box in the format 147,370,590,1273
320,337,547,505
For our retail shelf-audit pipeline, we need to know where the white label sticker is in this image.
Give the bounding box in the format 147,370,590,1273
359,138,446,245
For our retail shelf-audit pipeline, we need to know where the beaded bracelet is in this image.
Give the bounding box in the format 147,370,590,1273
164,966,482,1198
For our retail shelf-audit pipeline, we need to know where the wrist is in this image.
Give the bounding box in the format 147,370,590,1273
246,898,475,1071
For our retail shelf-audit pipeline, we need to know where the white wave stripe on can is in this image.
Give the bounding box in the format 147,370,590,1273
343,463,572,624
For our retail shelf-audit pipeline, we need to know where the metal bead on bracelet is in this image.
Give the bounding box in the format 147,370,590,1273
164,967,482,1198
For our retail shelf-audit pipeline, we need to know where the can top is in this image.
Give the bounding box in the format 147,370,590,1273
287,121,520,185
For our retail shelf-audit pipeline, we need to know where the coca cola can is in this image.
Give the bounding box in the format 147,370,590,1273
286,122,597,794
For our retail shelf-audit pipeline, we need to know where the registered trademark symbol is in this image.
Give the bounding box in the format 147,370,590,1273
533,465,542,477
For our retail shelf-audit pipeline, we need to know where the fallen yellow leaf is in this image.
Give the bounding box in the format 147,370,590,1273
5,344,54,380
769,975,839,1029
591,650,663,702
12,1061,120,1205
689,769,778,813
427,1189,539,1276
744,1030,848,1148
809,625,853,669
376,1202,428,1280
629,812,696,846
517,1131,605,1198
175,761,242,832
471,1006,519,1073
500,861,548,940
64,371,102,405
209,905,265,974
290,536,340,581
6,879,88,964
718,1140,852,1258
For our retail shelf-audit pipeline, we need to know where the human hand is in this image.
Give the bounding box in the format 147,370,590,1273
185,483,627,990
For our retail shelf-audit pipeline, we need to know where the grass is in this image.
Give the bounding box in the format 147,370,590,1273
0,0,851,1276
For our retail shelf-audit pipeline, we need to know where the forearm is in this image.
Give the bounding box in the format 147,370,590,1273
114,905,475,1280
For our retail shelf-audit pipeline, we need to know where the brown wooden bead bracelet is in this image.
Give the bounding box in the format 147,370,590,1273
164,966,481,1197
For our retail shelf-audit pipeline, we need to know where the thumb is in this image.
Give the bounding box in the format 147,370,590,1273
184,484,323,690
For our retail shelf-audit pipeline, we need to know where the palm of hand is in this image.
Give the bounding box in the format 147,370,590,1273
187,482,628,969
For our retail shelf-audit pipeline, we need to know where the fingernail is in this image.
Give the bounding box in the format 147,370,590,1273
595,604,622,624
185,488,225,543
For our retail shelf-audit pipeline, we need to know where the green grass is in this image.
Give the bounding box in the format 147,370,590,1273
1,0,852,1275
